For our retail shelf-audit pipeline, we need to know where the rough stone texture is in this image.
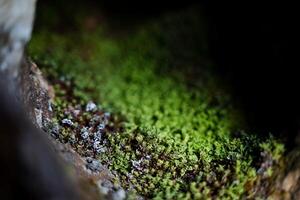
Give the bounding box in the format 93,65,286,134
0,71,81,199
20,59,124,199
269,147,300,200
20,60,54,128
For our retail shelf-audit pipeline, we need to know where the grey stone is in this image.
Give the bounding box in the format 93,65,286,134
86,101,97,112
86,158,102,172
112,188,126,200
80,127,89,140
62,118,74,126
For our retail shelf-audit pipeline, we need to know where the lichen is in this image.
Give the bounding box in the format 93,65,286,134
28,8,284,199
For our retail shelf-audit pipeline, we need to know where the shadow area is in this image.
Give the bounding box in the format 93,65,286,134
34,0,298,147
203,3,298,147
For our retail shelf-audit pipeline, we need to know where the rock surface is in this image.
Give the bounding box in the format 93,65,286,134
20,59,126,199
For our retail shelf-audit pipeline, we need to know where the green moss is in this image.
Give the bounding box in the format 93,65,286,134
29,9,284,199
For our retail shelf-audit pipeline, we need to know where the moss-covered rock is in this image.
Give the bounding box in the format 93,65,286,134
28,8,284,199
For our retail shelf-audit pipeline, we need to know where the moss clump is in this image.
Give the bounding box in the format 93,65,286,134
29,8,284,199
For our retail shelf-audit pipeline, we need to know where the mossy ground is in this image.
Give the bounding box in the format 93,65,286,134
29,7,284,199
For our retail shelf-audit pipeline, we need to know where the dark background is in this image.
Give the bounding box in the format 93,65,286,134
35,0,297,145
203,3,297,141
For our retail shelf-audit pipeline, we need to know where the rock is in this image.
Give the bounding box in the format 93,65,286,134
97,180,114,195
16,60,118,199
98,123,106,131
282,170,300,192
34,108,43,128
86,101,97,112
0,72,82,199
62,118,74,126
81,131,89,140
80,127,90,140
132,160,143,171
93,140,106,153
94,131,102,141
86,157,102,172
0,0,37,95
112,188,126,200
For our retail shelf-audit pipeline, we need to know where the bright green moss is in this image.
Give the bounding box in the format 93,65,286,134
28,9,284,199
